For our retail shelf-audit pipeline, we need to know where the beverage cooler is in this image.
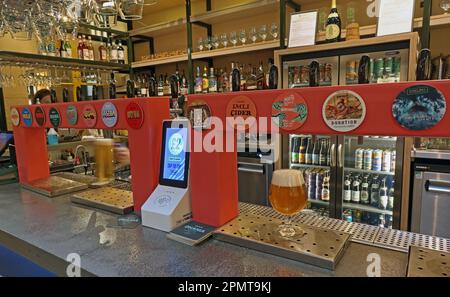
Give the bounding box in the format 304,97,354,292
278,34,419,230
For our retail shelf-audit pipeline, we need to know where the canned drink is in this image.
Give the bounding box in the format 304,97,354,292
325,64,332,82
372,149,383,171
293,66,300,84
355,148,364,169
308,169,317,200
390,150,396,173
301,65,309,84
374,58,384,79
319,64,326,84
344,210,353,222
393,57,401,78
370,58,375,82
384,57,393,77
346,60,356,81
363,149,373,171
315,170,323,200
382,150,392,172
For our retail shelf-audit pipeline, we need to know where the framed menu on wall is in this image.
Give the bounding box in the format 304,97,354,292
288,10,318,48
377,0,415,37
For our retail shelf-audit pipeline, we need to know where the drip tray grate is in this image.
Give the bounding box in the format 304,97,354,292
71,187,133,215
407,246,450,277
21,176,88,197
214,213,350,270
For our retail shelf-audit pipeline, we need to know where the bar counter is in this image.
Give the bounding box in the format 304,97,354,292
0,183,409,277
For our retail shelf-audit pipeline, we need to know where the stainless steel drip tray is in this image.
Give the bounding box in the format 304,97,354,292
407,246,450,277
21,176,89,197
214,213,351,270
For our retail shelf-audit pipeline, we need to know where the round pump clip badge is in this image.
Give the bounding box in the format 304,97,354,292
125,102,144,129
322,90,366,133
22,107,33,127
49,107,61,128
392,85,446,131
66,105,78,126
271,92,308,131
101,102,118,128
82,105,97,128
10,108,20,127
35,106,46,127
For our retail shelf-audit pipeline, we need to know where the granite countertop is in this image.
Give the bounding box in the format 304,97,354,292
0,183,408,277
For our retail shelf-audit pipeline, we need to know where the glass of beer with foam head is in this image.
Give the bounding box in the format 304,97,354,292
269,169,307,237
95,138,115,183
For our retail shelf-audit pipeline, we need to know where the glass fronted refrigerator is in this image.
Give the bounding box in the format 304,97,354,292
288,135,337,218
337,136,404,229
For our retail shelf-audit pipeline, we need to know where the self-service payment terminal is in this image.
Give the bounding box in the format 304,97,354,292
141,119,191,232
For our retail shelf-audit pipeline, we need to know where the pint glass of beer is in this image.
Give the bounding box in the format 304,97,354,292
95,138,115,183
269,169,307,237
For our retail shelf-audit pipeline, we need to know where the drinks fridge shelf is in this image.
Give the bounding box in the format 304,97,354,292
343,202,393,215
291,164,330,170
344,168,394,176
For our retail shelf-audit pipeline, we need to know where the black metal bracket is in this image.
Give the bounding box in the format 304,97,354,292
206,0,212,11
286,0,301,12
192,21,213,37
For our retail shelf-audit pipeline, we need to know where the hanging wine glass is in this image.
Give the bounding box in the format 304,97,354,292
441,0,450,13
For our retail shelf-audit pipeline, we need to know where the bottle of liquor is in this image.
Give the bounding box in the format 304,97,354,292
257,61,266,90
157,74,164,96
291,137,300,164
222,68,230,93
246,67,258,91
351,175,361,204
305,138,313,165
322,171,330,201
268,58,278,89
117,41,125,64
387,181,395,211
208,67,217,93
135,75,142,97
312,139,320,165
343,174,352,203
65,37,73,58
99,42,108,61
106,42,112,62
180,70,188,96
217,69,224,93
126,79,135,98
194,66,203,94
148,72,157,96
109,73,116,99
231,62,241,92
370,175,380,207
319,139,327,166
239,64,246,91
360,175,370,205
163,74,171,96
110,41,118,63
140,74,148,97
77,36,83,59
82,35,89,60
59,40,67,58
345,6,360,41
202,66,209,94
379,178,388,210
325,0,341,43
87,36,94,61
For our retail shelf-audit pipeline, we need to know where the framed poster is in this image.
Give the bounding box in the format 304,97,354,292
288,10,318,48
377,0,415,37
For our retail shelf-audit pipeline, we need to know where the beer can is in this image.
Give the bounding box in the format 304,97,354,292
355,148,364,169
315,170,323,200
374,58,384,79
390,150,396,173
372,149,383,171
325,64,332,82
344,210,353,222
319,64,326,84
301,65,309,84
363,149,373,171
346,61,356,81
382,149,392,172
384,57,393,77
369,58,375,82
308,169,317,200
393,57,401,77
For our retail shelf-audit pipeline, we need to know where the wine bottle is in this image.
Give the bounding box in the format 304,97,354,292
325,0,341,43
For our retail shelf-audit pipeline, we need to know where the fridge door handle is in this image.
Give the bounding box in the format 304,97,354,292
330,144,336,167
338,144,343,168
425,180,450,194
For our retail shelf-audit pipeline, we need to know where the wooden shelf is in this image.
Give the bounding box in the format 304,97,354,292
132,54,188,68
316,14,450,42
193,40,279,59
130,18,187,38
191,0,280,24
